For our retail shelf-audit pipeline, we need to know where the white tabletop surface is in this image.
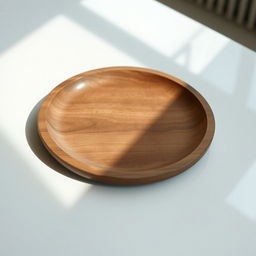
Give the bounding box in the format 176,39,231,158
1,0,256,255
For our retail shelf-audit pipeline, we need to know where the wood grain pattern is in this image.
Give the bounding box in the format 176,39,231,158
38,67,215,185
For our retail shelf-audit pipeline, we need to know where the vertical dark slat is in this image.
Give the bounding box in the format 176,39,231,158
237,0,250,24
226,0,237,19
216,0,226,14
247,0,256,29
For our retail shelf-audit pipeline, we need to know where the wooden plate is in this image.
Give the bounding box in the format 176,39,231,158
38,67,215,185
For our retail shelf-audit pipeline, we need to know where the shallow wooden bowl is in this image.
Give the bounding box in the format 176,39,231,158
38,67,215,185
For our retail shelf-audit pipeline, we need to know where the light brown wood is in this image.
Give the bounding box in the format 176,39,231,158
38,67,215,185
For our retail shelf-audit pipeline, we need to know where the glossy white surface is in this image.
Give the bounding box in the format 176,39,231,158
0,0,256,255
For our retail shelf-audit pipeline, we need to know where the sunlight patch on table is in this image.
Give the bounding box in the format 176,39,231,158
227,161,256,220
185,30,229,74
0,14,142,208
38,172,91,208
81,0,201,57
247,68,256,112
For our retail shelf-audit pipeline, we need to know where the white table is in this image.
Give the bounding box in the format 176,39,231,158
1,0,256,255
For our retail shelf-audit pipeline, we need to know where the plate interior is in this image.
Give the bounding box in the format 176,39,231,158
44,70,207,173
